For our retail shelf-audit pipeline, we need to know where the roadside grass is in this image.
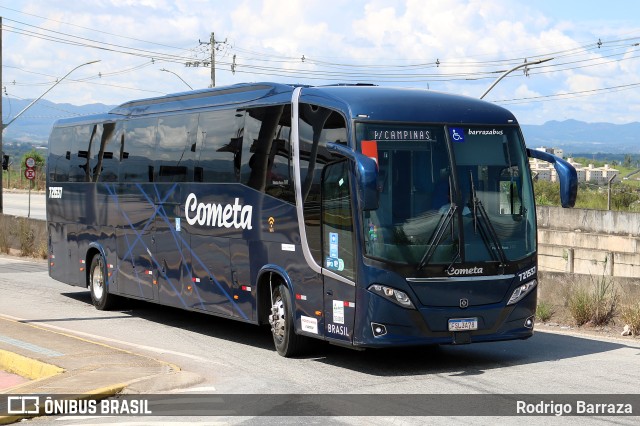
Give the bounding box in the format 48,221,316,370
621,303,640,336
567,270,618,327
536,300,555,323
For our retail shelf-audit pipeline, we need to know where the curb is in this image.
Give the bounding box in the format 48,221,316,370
0,350,64,381
0,313,193,424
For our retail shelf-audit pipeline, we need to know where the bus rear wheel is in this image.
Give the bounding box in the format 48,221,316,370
89,254,116,310
269,283,304,357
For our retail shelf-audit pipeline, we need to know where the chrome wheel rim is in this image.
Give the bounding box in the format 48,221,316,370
271,295,286,341
91,261,104,301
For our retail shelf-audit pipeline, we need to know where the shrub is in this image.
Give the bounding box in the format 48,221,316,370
536,300,555,322
568,286,593,326
0,216,10,254
589,274,618,326
567,272,618,327
18,218,35,257
621,303,640,336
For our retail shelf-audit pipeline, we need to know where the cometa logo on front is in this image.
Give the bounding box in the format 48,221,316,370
446,266,484,276
185,194,253,229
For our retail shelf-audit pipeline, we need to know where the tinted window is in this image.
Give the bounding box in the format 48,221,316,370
322,160,355,280
241,105,293,203
120,118,158,182
156,114,197,182
94,122,119,183
195,109,244,183
48,127,72,182
298,104,346,263
68,125,94,182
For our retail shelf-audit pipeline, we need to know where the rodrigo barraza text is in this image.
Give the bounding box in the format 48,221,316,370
516,400,632,416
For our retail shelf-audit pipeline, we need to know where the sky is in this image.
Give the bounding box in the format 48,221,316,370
1,0,639,125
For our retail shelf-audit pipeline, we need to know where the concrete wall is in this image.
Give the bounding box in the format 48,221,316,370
537,206,640,279
0,214,47,258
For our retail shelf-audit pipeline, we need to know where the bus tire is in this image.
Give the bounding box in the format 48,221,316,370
89,254,116,310
270,283,304,357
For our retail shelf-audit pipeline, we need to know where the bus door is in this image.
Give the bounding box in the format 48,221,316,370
321,160,357,343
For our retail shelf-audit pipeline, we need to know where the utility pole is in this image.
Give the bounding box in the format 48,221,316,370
1,16,4,213
198,32,227,88
607,174,617,211
210,32,215,88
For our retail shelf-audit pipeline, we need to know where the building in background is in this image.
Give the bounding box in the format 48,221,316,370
529,148,617,184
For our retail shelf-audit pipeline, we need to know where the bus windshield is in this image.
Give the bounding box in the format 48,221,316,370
356,123,536,268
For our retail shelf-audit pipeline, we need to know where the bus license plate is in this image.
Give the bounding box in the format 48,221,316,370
448,318,478,331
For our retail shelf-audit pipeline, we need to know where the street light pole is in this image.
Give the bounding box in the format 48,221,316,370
0,59,100,213
2,60,100,130
160,68,193,90
480,57,554,100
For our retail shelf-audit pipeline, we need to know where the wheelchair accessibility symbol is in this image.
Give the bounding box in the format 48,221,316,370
450,127,465,142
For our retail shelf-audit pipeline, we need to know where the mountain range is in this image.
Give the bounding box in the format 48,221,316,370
2,98,639,154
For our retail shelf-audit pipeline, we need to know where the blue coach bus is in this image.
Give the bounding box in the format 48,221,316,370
46,83,577,356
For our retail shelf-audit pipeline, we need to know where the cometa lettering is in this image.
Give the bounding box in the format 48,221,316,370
185,194,253,229
447,266,483,276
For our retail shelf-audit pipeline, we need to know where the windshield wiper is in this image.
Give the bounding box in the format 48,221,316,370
417,204,457,271
417,176,458,270
468,171,507,266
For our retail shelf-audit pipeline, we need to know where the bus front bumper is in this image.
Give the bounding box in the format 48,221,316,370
352,287,537,348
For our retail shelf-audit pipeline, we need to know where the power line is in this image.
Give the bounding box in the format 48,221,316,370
495,81,640,105
0,5,195,53
2,10,640,104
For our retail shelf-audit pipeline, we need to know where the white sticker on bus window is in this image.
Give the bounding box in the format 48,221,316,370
329,232,339,259
301,316,318,334
281,244,295,252
175,217,181,232
339,178,344,187
333,300,345,325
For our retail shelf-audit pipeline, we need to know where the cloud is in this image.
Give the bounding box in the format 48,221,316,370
2,0,639,125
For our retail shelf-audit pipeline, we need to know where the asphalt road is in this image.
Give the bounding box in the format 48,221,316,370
1,191,46,220
1,255,639,424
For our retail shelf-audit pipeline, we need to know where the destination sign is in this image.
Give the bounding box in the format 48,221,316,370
369,129,435,141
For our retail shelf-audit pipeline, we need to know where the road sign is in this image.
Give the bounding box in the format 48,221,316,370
25,168,36,180
25,157,36,168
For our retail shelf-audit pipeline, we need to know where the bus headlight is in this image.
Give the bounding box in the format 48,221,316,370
369,284,415,309
507,279,537,305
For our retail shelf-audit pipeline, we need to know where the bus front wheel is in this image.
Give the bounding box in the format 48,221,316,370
89,254,116,310
269,283,304,357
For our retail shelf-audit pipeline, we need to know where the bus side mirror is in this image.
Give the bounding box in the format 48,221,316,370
527,148,578,208
327,142,379,211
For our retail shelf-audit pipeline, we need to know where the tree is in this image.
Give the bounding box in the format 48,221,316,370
21,149,46,168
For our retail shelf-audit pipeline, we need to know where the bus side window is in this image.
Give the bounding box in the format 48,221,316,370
322,160,355,280
195,109,244,183
156,114,197,182
68,125,94,182
119,118,158,183
298,104,346,264
240,105,293,203
95,122,119,182
48,127,72,182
